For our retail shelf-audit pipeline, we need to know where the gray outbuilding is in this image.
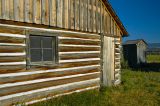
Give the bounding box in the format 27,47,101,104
123,39,148,67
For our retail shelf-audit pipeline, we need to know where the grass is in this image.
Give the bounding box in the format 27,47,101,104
30,69,160,106
147,55,160,63
30,55,160,106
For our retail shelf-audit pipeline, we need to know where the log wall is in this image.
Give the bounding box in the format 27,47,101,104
0,26,101,106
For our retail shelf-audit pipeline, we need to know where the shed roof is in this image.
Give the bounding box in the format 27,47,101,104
123,39,148,45
102,0,128,36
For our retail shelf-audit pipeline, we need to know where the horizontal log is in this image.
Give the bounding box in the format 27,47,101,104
115,65,121,69
0,78,100,106
0,43,25,46
59,37,100,41
0,27,24,35
0,46,25,53
0,33,26,38
59,39,100,45
59,58,100,63
0,65,26,74
0,52,26,57
0,67,100,84
59,44,100,48
0,61,26,66
59,51,100,55
0,56,25,62
0,36,25,43
0,72,100,96
60,53,100,60
61,33,100,40
114,79,121,85
115,73,120,80
59,46,100,52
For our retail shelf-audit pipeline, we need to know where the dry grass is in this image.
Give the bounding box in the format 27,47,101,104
147,55,160,63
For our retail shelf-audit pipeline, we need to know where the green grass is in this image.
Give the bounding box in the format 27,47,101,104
147,55,160,63
30,69,160,106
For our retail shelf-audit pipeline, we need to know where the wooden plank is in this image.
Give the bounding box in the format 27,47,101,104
104,9,107,34
59,46,100,52
101,4,105,34
19,0,24,22
0,46,25,53
107,14,111,34
0,0,2,18
95,0,98,33
0,61,26,66
0,36,24,43
59,37,100,41
0,56,25,63
56,0,63,27
59,58,100,63
0,79,99,106
9,0,14,20
79,0,83,31
0,65,26,74
68,0,71,29
83,0,87,31
75,0,80,30
92,0,96,32
50,0,57,26
70,0,75,29
64,0,69,28
60,53,100,60
41,0,49,25
24,0,30,22
0,27,24,35
87,0,90,32
33,0,42,24
97,0,101,33
4,0,9,20
59,39,100,45
61,33,100,40
1,0,5,19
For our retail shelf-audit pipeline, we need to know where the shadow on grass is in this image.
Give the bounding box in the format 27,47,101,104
133,63,160,72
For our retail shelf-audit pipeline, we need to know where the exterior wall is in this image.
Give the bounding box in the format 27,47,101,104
137,42,147,64
0,25,101,106
0,0,125,105
0,0,122,37
102,36,121,86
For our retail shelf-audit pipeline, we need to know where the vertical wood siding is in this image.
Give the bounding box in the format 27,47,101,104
0,0,122,36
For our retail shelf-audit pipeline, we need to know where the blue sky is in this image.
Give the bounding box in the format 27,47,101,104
109,0,160,43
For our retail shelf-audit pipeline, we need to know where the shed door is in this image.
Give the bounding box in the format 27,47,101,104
102,36,115,86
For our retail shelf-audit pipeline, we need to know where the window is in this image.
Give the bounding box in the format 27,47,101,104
29,35,58,65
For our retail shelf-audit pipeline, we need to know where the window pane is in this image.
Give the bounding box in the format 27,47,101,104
42,37,52,48
30,49,42,62
43,49,53,61
30,36,41,48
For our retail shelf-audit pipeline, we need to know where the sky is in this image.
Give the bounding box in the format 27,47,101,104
108,0,160,43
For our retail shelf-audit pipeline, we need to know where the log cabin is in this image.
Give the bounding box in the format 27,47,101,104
0,0,128,105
